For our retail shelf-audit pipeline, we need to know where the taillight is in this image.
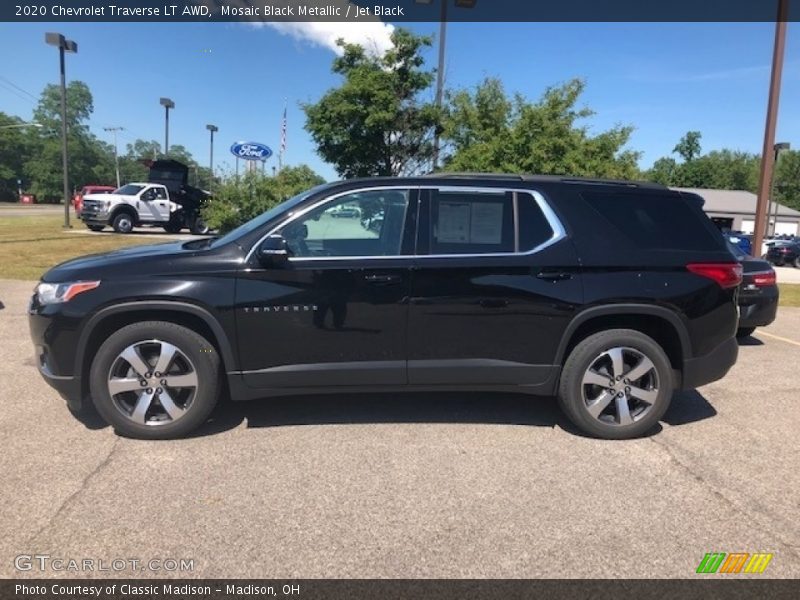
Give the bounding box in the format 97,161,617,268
752,271,777,287
686,263,743,289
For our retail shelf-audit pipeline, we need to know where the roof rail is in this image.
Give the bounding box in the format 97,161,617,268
423,172,666,189
423,172,526,181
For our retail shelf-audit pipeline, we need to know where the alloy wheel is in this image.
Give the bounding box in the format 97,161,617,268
107,339,198,426
580,346,659,426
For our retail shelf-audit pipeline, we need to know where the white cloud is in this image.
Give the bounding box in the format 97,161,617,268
260,21,395,57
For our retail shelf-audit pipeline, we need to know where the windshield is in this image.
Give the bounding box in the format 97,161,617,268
212,183,333,248
726,241,747,258
113,184,145,196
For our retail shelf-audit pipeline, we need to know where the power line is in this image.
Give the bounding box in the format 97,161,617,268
0,75,38,102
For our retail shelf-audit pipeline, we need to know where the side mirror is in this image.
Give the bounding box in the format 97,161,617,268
257,234,290,266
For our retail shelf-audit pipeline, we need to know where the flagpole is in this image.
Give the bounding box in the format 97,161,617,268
279,98,287,171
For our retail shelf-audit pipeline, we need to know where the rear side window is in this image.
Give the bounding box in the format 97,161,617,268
518,193,555,251
582,191,721,251
430,190,515,254
428,190,554,255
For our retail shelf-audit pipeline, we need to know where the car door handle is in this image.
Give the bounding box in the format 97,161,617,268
480,298,509,309
536,271,573,281
364,274,401,285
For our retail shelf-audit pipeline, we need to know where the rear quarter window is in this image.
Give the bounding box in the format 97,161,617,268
581,190,722,252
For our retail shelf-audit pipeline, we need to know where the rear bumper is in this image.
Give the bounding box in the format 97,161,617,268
738,289,779,329
681,336,738,390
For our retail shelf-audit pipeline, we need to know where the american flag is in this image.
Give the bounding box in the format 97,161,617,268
279,102,287,169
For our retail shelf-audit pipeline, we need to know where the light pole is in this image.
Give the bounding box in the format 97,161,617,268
753,0,788,256
103,126,124,188
45,32,77,229
769,142,791,237
206,124,218,182
160,97,175,154
415,0,477,171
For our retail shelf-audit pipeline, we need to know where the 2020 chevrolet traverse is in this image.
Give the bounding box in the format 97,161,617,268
29,174,741,440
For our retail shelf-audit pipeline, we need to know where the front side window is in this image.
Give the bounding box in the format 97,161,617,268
281,189,410,258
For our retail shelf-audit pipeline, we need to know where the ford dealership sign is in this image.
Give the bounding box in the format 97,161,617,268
230,141,272,161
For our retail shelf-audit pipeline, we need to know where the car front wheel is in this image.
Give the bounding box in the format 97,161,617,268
558,329,674,440
111,213,134,234
89,321,220,439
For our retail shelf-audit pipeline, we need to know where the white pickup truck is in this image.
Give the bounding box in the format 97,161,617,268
80,182,209,234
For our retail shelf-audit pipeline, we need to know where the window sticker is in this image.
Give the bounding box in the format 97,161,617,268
438,201,471,243
470,202,504,244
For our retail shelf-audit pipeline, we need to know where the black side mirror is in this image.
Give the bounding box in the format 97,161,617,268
257,234,290,266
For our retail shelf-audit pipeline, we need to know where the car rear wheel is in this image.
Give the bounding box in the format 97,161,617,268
190,216,210,235
111,212,134,234
89,321,220,439
794,257,800,269
558,329,674,439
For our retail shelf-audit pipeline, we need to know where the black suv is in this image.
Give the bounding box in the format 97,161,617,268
29,175,741,440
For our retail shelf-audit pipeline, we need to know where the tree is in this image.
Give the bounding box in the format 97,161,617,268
23,81,116,201
644,133,760,191
647,157,678,186
203,165,325,232
442,78,641,179
774,150,800,212
0,113,32,201
673,131,702,162
303,29,438,178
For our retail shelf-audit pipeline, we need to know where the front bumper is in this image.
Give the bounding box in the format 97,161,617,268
79,205,109,224
29,299,84,410
681,336,738,390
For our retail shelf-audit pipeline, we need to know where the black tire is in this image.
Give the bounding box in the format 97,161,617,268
736,327,756,339
189,215,210,235
87,225,105,232
89,321,220,439
111,211,135,234
558,329,674,440
794,257,800,269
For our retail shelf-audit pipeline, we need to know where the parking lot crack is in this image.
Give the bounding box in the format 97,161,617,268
649,435,800,557
24,437,121,546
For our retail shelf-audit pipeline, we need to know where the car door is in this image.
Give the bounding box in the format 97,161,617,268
137,186,160,222
235,187,417,389
407,186,582,390
153,186,171,221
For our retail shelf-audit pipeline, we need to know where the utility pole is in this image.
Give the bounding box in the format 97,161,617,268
432,0,447,171
45,32,77,229
103,126,124,188
753,0,788,257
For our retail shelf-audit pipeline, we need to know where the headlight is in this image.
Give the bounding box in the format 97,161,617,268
36,281,101,305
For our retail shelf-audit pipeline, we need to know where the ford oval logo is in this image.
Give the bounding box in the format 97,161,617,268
230,141,273,161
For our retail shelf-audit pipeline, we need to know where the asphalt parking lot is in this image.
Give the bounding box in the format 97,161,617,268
0,279,798,578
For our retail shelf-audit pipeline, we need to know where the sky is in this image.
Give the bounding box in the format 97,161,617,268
1,21,799,182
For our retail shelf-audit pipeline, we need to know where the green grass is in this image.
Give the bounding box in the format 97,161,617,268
0,216,157,280
2,216,800,308
779,284,800,307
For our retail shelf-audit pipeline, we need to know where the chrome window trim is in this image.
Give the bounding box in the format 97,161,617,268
244,184,566,264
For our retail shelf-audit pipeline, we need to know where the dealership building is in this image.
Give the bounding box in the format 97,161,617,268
673,187,800,236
